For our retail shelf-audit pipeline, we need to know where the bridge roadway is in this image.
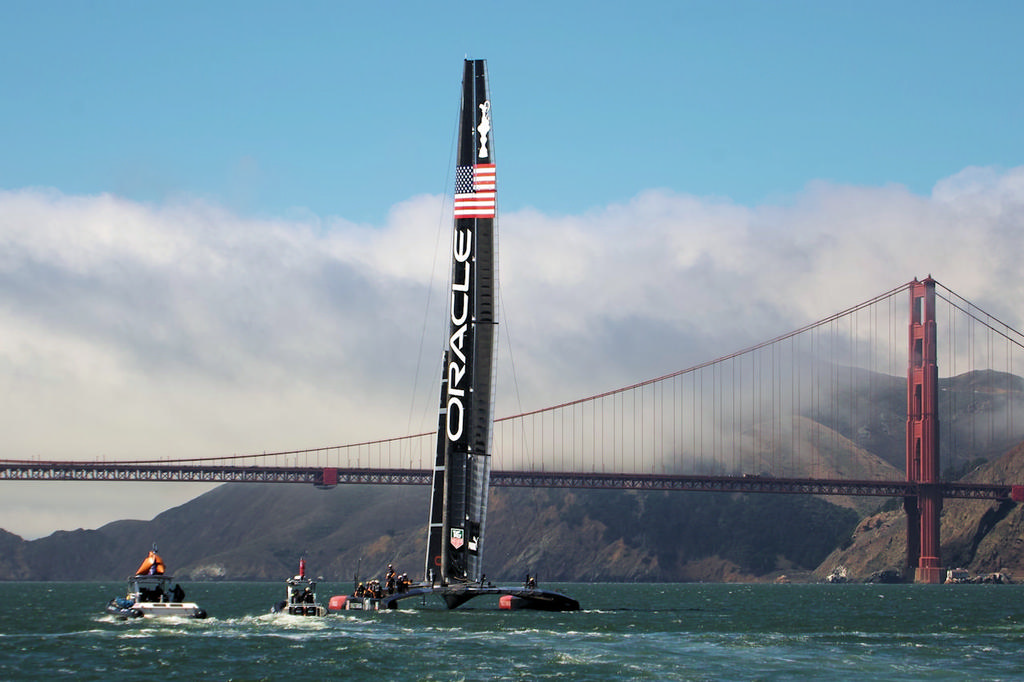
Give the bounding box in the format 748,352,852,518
1,460,1019,501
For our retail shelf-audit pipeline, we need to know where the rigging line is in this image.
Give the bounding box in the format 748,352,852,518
405,86,462,443
497,284,530,469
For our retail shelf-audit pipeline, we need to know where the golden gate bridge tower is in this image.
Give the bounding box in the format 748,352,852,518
905,277,941,583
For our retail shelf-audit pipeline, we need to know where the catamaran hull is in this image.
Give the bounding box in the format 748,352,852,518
329,584,579,612
441,585,580,611
272,601,328,616
106,600,207,619
497,592,581,611
328,594,396,611
106,602,143,619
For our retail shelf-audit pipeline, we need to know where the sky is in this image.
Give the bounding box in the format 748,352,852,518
1,1,1023,540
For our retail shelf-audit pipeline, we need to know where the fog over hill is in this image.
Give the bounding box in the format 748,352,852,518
3,369,1024,583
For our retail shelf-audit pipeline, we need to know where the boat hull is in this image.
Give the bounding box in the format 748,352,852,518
106,602,143,619
497,592,581,611
328,594,395,611
106,573,208,619
442,585,580,611
273,600,328,616
329,584,579,612
106,599,207,619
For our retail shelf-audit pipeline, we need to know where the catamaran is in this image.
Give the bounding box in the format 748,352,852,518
330,59,577,612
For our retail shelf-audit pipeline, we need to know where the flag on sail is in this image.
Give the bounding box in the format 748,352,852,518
454,164,496,218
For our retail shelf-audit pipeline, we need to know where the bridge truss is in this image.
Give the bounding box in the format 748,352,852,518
1,459,1019,501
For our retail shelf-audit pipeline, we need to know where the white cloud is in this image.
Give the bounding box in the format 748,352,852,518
2,167,1024,538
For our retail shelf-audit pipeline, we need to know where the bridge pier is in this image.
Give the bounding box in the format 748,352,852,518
916,487,944,583
906,487,944,583
902,496,919,577
906,277,942,584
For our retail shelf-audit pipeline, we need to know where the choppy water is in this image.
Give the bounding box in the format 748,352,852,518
2,581,1024,680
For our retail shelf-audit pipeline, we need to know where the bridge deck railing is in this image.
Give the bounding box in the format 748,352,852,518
1,460,1018,501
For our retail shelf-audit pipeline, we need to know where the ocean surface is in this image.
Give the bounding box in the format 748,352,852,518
2,581,1024,680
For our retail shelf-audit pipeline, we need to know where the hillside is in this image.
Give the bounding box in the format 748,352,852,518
816,440,1024,582
0,483,858,582
3,368,1024,583
804,368,1024,472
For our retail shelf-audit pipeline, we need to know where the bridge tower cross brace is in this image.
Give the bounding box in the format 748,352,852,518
905,277,943,584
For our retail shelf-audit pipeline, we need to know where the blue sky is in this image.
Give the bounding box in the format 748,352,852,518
2,2,1020,222
2,1,1024,539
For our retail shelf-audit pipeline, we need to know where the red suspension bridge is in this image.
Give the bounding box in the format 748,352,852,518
4,277,1024,582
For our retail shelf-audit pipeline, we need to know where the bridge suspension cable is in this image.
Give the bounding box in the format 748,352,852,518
7,279,1024,490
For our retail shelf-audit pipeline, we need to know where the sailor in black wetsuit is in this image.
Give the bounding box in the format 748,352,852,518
385,564,396,595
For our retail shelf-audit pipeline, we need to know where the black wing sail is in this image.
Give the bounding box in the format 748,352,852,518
425,59,498,586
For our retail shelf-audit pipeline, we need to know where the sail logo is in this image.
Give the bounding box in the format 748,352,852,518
454,164,496,218
477,100,491,158
446,226,472,442
450,527,464,549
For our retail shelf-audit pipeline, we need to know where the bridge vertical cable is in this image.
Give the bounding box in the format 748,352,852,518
485,283,916,481
934,282,1024,477
13,279,1024,492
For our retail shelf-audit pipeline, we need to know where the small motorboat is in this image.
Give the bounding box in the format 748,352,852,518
106,546,207,619
328,577,389,611
271,558,328,616
328,564,419,611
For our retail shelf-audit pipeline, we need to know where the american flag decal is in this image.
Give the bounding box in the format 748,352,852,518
454,164,496,218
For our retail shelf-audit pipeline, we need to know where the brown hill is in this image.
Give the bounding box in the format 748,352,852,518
3,368,1022,583
0,483,857,583
802,368,1024,473
750,414,901,516
815,440,1024,582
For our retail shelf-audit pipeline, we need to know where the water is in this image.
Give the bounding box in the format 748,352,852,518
2,581,1024,680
